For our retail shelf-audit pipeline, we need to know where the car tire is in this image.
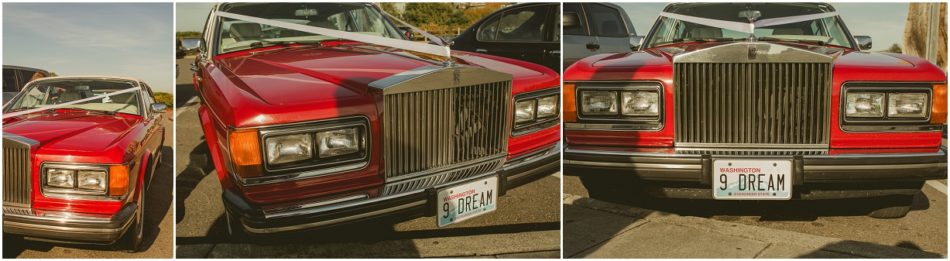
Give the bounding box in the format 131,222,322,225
868,195,915,219
117,189,145,253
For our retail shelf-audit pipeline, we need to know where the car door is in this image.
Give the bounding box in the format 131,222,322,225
562,3,592,67
472,4,554,69
542,5,561,71
139,83,164,187
584,3,635,55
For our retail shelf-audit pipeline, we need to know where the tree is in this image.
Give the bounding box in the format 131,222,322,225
402,3,468,34
886,43,902,54
379,3,401,19
153,92,174,107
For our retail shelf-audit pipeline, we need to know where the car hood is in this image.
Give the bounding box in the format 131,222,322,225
215,44,549,106
565,41,944,81
211,43,555,127
3,111,140,154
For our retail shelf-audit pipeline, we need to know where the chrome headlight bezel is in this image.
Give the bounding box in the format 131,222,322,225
41,163,112,199
512,88,560,136
575,82,663,123
258,116,369,173
842,85,932,124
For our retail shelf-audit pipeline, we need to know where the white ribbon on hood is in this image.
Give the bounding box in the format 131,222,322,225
2,86,140,119
657,11,840,34
215,11,452,59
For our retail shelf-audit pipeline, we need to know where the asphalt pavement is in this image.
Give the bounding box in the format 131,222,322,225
173,57,561,258
3,112,176,258
563,174,947,258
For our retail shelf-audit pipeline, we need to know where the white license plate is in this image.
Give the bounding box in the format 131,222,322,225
713,159,792,200
437,176,498,227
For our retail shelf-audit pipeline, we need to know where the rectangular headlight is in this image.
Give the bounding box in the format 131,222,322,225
77,170,107,192
46,168,75,188
621,91,659,116
845,92,884,117
888,93,928,118
317,127,361,158
580,91,618,115
536,95,559,118
515,99,536,123
264,133,313,165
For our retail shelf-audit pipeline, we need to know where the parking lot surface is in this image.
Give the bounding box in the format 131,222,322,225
174,57,560,258
3,113,175,258
564,175,947,258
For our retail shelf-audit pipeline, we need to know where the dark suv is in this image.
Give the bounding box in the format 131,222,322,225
451,2,561,72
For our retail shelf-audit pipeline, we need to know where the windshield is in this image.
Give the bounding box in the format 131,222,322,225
5,79,142,115
215,3,402,54
647,4,853,48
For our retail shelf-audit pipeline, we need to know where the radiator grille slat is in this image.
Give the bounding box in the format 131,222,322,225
4,137,32,207
674,63,830,146
384,81,511,180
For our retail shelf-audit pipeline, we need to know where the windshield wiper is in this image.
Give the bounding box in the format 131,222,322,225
758,37,826,46
248,39,325,49
654,37,742,47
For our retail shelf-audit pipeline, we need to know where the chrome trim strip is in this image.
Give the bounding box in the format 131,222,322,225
564,147,702,158
804,162,947,171
563,160,701,170
3,206,125,224
2,133,39,146
675,143,829,149
244,200,426,234
262,194,369,219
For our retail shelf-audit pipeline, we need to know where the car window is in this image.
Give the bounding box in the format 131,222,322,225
140,83,156,116
563,3,588,36
3,69,19,93
477,14,500,41
587,4,627,37
478,5,549,42
6,79,142,116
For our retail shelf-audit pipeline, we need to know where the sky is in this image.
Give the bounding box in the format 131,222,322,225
177,3,216,32
3,3,174,93
616,2,909,52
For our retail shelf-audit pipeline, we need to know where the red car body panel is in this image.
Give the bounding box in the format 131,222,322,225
564,42,946,150
197,43,560,206
2,109,162,215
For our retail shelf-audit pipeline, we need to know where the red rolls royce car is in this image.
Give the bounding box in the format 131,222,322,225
2,76,166,251
564,3,947,218
190,3,559,234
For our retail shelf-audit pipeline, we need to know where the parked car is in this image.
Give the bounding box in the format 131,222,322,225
2,76,166,251
191,3,560,234
3,65,50,104
563,3,947,218
562,3,639,68
451,2,561,72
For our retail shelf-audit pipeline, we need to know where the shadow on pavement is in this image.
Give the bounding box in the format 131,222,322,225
176,139,214,224
797,241,943,258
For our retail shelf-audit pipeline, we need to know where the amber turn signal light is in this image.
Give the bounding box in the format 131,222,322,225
108,165,129,197
564,83,577,122
229,129,263,178
932,83,947,125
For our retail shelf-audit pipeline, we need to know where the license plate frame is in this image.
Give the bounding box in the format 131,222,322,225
436,176,499,227
712,159,792,200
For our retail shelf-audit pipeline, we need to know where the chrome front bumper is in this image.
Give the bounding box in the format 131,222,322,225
225,144,560,234
2,204,136,244
564,145,947,199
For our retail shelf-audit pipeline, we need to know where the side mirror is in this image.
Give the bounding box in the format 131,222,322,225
150,103,167,114
630,35,644,50
563,12,580,28
855,35,872,51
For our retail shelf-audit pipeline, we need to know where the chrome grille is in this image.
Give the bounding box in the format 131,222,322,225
383,80,511,180
674,63,831,147
3,136,33,207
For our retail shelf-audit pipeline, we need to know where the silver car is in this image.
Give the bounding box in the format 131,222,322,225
562,3,641,69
